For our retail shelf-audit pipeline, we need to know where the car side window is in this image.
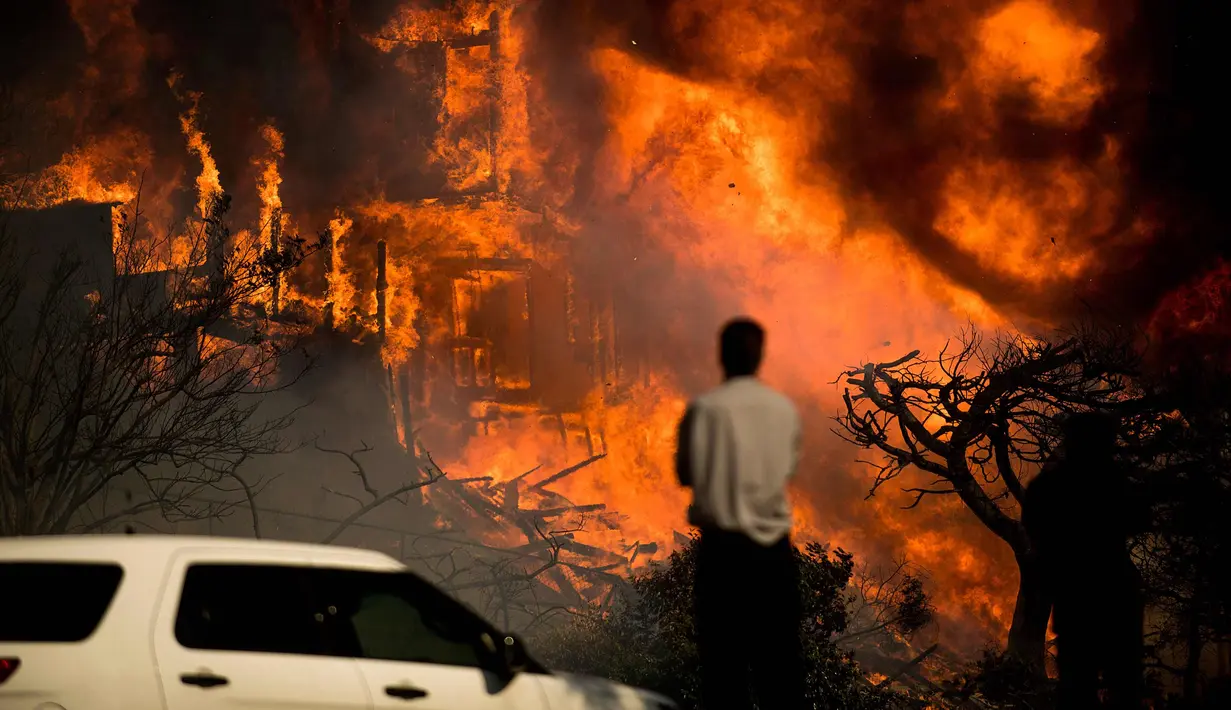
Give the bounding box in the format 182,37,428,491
174,564,330,656
311,569,488,668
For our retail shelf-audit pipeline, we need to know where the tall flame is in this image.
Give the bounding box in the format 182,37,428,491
169,74,223,219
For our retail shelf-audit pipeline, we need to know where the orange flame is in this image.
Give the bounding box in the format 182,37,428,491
169,74,223,219
326,213,358,321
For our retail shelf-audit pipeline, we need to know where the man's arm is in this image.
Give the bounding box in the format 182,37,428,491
675,405,696,488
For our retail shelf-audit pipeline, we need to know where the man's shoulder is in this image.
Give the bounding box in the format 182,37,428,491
695,379,798,416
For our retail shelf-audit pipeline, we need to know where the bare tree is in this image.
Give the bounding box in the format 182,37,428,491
834,324,1144,668
0,193,313,535
841,558,935,650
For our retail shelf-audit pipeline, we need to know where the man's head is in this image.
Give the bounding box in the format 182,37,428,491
719,318,765,379
1059,410,1118,460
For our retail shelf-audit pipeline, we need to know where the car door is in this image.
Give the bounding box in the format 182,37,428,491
309,566,551,710
152,550,370,710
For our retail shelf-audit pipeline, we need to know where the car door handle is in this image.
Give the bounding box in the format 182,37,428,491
385,684,429,700
181,672,229,688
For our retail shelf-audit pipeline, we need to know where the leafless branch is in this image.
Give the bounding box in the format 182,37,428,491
833,323,1147,555
0,190,315,535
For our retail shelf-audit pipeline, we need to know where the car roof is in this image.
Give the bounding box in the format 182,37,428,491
0,534,403,570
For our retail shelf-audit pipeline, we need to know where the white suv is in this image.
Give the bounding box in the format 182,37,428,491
0,535,675,710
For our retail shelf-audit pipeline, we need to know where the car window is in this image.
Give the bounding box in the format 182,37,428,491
310,569,488,668
0,562,123,642
174,564,331,656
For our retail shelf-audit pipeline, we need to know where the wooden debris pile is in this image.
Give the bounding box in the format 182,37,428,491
404,450,668,631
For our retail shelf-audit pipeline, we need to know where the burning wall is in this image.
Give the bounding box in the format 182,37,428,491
2,0,1226,655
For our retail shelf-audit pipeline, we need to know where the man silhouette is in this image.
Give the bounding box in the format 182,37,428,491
1022,411,1148,709
675,318,806,710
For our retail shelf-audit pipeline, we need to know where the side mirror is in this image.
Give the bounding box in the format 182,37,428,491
478,631,528,687
501,633,529,673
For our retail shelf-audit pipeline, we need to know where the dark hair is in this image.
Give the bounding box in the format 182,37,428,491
719,318,765,377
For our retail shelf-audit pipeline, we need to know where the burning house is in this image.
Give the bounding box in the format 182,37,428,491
410,34,619,451
2,1,669,600
286,9,630,465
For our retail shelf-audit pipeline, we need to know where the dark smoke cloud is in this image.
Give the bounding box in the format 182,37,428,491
1,0,449,226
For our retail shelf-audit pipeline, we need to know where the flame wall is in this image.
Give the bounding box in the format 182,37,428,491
2,0,1226,653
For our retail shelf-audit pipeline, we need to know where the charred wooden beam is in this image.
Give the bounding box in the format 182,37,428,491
875,644,941,689
376,239,388,341
443,478,506,523
626,541,658,567
545,567,584,607
589,562,624,574
432,256,533,272
595,512,623,530
510,466,541,484
445,29,495,50
530,454,606,491
557,538,611,559
561,561,633,595
525,503,606,519
504,534,574,557
503,479,520,512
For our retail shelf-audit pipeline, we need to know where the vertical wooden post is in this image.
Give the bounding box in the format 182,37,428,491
376,239,388,342
487,10,502,194
410,306,427,404
399,363,415,457
322,225,336,329
269,206,282,318
204,193,229,283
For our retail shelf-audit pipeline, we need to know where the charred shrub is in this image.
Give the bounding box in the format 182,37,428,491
941,648,1056,709
533,535,925,709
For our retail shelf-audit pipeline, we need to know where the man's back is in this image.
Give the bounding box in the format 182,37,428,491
684,317,807,710
681,376,801,546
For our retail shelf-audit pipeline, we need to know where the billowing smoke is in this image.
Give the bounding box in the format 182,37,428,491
521,0,1226,330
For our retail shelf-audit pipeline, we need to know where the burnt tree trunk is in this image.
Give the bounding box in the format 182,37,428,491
1006,552,1053,669
1184,610,1204,699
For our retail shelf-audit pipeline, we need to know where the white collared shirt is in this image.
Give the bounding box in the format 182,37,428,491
678,376,801,546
